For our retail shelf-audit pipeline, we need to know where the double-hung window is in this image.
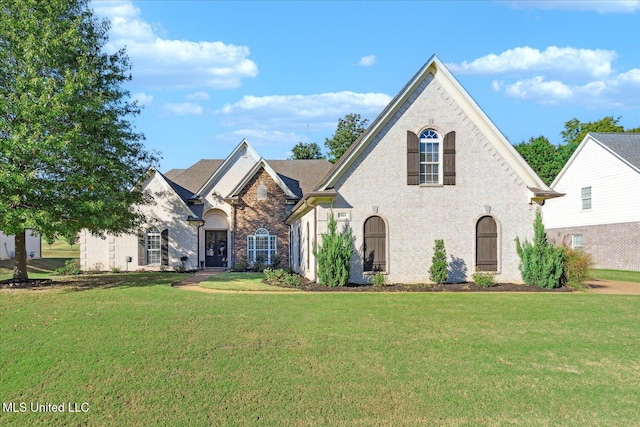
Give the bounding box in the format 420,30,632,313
419,129,440,184
581,187,592,210
247,228,277,264
146,228,161,265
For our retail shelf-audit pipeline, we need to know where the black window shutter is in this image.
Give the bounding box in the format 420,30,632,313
443,131,456,185
407,131,419,185
138,232,146,266
161,229,169,266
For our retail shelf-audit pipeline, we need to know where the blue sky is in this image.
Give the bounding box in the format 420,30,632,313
92,0,640,172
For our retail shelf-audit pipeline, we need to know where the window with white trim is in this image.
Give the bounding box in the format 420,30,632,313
581,187,592,210
247,228,277,265
571,234,583,249
146,227,161,265
419,129,441,184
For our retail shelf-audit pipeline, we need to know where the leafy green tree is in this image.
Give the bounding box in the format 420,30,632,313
516,210,564,289
290,142,324,160
515,116,639,185
324,113,368,163
558,116,634,167
312,212,353,286
0,0,158,280
429,239,448,284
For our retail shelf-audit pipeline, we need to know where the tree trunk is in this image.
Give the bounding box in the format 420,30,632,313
13,230,29,280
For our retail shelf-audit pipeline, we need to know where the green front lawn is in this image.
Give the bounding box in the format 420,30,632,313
199,272,299,292
591,269,640,283
1,274,639,425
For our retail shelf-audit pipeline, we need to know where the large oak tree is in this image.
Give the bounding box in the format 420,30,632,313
1,0,158,279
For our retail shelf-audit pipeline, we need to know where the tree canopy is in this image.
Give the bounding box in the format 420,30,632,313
515,116,640,186
324,113,368,163
0,0,158,279
290,141,324,160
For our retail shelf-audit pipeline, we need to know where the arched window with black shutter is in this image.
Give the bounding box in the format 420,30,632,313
363,216,386,272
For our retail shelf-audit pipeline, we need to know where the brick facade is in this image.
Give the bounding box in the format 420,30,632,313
232,167,290,267
547,222,640,271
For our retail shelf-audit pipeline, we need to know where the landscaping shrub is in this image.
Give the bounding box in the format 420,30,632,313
230,256,248,272
429,239,448,284
516,210,564,289
371,271,387,287
472,270,497,288
562,246,592,290
264,268,300,287
54,259,82,275
313,212,353,287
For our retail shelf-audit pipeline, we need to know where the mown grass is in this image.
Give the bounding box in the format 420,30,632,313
591,269,640,283
199,272,299,292
1,273,639,426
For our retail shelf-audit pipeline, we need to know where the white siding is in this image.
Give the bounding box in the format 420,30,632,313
543,138,640,229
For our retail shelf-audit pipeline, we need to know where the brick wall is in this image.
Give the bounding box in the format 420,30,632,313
233,167,290,267
547,221,640,271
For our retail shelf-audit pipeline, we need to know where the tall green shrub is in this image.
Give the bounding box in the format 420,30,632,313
516,210,564,289
429,239,448,284
313,212,353,286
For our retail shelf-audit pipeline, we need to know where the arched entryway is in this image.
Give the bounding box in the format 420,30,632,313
364,216,386,272
476,216,497,271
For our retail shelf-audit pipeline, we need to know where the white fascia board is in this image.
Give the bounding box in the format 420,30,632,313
194,139,261,197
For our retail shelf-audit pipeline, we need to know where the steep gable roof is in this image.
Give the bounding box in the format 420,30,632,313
165,160,224,194
314,54,553,195
228,159,299,199
268,159,333,198
551,132,640,187
591,133,640,170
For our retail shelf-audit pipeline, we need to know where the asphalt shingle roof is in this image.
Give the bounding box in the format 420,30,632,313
591,132,640,170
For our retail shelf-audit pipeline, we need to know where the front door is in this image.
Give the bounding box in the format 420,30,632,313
205,230,227,267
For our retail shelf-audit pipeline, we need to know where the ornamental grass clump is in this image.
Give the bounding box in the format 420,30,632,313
516,209,564,289
561,246,592,290
313,212,353,286
429,239,448,284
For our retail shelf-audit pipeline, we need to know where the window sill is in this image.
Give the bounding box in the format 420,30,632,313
419,183,443,188
363,271,388,276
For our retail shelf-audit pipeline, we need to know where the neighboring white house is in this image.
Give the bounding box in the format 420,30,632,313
286,55,562,284
0,230,41,260
543,133,640,271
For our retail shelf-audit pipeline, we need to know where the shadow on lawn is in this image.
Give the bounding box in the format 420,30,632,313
0,272,189,292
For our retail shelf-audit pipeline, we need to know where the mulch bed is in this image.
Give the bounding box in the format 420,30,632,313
0,278,56,289
274,280,573,293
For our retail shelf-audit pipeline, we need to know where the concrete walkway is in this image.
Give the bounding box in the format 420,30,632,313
172,270,640,295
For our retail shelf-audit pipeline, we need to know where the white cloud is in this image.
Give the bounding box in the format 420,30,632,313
186,91,210,101
217,91,391,129
499,1,640,14
448,46,616,79
358,55,376,67
162,102,204,116
132,92,153,106
493,69,640,109
92,0,258,89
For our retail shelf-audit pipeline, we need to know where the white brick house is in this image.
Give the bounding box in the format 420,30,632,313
543,133,640,271
287,55,561,284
